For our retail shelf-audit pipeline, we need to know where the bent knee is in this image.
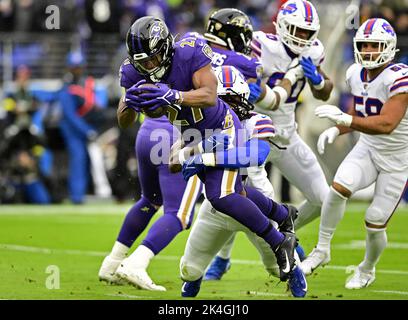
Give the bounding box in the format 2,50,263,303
180,257,204,281
332,182,352,198
365,206,389,230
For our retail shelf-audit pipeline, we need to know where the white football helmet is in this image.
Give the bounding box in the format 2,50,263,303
214,65,253,120
275,0,320,54
353,18,397,69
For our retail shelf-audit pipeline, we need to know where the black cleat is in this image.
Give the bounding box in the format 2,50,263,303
274,232,298,281
279,204,298,234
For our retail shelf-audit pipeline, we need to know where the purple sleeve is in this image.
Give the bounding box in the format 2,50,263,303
119,59,143,89
191,39,213,74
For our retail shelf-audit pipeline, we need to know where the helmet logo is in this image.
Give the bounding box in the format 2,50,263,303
281,3,298,15
149,21,164,50
230,16,248,28
382,22,395,36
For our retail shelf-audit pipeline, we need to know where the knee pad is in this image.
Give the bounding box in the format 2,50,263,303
140,195,161,210
180,256,204,281
365,205,388,229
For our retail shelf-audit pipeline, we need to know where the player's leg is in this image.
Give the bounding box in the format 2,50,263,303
269,133,330,230
346,171,408,289
202,167,297,282
99,133,162,284
118,168,202,291
203,233,235,281
301,143,378,275
180,199,235,297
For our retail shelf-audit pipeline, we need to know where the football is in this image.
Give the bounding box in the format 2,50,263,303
139,83,168,118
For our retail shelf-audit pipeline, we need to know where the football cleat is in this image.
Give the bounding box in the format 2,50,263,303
98,255,126,285
295,244,306,262
279,204,298,234
345,266,375,289
203,256,231,281
116,259,166,291
181,277,203,298
274,232,298,281
300,247,330,275
288,265,307,298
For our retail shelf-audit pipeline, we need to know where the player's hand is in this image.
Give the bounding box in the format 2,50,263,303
317,127,340,155
138,83,183,108
300,57,324,86
124,79,147,112
315,105,353,127
199,133,230,153
284,58,304,86
182,155,205,181
248,77,262,103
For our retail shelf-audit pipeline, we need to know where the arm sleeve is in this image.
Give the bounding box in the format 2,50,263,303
214,139,270,169
388,64,408,98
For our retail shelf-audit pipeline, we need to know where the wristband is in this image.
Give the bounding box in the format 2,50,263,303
272,86,288,106
202,153,216,166
256,85,277,110
313,78,325,90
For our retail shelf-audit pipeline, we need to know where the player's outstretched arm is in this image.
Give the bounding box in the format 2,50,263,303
350,93,408,134
315,93,408,135
309,67,333,101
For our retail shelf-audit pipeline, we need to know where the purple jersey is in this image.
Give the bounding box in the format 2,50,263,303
182,32,262,80
119,36,231,138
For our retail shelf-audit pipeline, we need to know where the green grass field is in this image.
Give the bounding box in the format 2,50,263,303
1,202,408,300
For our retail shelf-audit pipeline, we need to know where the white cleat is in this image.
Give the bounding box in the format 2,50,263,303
345,266,375,289
116,260,166,291
300,248,330,275
98,255,127,285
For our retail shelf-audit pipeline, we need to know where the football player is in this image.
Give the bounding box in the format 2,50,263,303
301,18,408,289
176,65,307,298
115,16,303,285
204,0,333,279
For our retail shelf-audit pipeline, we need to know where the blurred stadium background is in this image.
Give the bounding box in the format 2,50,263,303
1,0,408,301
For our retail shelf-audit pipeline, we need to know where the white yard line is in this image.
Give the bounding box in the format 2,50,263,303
1,243,408,276
333,240,408,250
105,293,155,299
372,290,408,296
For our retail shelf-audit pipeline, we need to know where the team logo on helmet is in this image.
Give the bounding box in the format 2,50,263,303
230,16,251,29
382,22,395,36
149,21,164,50
281,3,298,15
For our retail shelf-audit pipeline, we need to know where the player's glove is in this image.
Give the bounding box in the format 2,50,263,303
248,78,262,103
198,133,230,153
138,83,183,109
124,79,147,112
182,155,206,181
315,105,353,127
317,127,340,155
300,57,324,88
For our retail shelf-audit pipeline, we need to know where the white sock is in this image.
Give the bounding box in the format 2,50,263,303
317,187,348,252
359,228,387,272
110,241,129,260
217,234,236,260
126,245,155,269
294,200,321,230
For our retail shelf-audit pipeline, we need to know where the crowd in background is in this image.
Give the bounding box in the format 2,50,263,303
0,0,407,205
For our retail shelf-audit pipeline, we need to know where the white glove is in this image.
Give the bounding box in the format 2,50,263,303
283,58,304,86
315,105,353,127
317,127,340,155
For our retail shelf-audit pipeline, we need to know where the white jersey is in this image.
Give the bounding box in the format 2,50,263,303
251,31,325,132
346,62,408,154
241,112,276,199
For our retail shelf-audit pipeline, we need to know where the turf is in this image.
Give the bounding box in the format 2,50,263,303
0,202,407,300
